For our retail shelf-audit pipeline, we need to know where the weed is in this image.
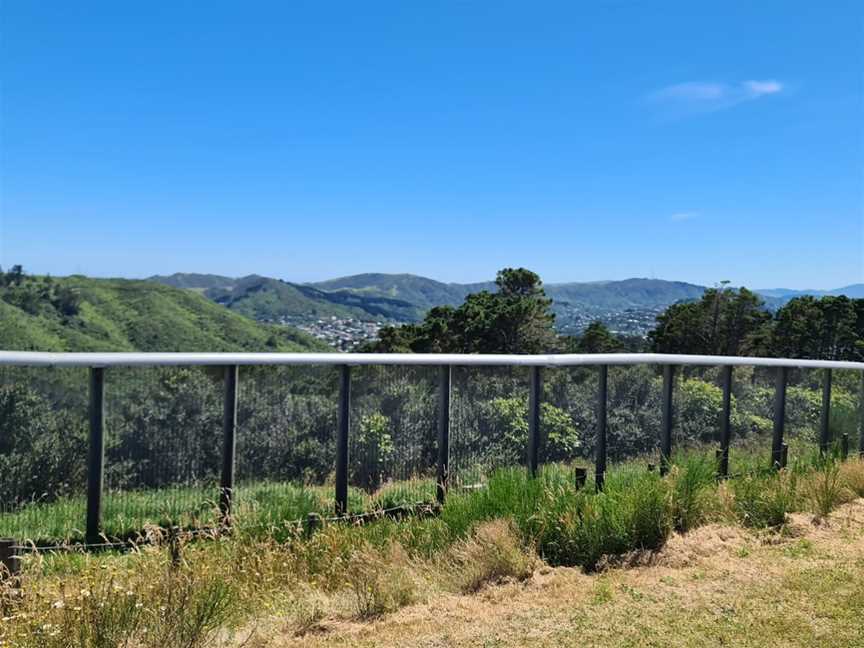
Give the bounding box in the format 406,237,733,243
445,519,535,593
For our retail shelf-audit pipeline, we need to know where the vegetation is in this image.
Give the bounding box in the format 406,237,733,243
2,458,863,647
365,268,559,353
650,285,864,361
0,268,329,352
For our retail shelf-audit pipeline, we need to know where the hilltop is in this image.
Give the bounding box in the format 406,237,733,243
0,273,329,352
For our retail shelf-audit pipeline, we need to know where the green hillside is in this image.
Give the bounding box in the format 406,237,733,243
150,273,421,322
546,278,706,312
0,274,329,352
310,273,492,310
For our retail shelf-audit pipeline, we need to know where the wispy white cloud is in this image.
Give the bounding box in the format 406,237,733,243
669,212,698,222
647,79,784,115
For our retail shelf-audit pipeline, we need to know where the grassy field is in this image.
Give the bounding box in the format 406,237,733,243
0,438,833,544
0,479,439,544
2,457,864,647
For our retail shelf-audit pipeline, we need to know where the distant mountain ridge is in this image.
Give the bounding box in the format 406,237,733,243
755,284,864,300
148,272,864,337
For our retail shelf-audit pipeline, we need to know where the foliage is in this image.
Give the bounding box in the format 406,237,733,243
445,519,535,592
668,453,719,532
353,413,396,491
570,321,625,354
649,286,770,356
0,267,328,352
732,471,797,528
763,296,864,361
367,268,559,354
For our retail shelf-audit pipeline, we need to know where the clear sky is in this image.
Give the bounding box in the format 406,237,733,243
1,1,862,288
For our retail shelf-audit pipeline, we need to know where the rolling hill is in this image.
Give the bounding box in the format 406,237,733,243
756,284,864,301
0,275,329,352
151,272,713,336
150,273,423,323
147,271,864,340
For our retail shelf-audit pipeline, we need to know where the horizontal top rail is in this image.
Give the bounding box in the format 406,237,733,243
0,351,862,370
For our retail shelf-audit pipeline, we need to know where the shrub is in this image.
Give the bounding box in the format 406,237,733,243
838,458,864,497
669,453,718,532
446,519,535,593
344,543,420,618
804,459,854,521
732,471,797,528
533,468,672,571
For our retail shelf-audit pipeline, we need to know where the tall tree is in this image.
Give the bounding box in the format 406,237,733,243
649,287,770,356
365,268,559,354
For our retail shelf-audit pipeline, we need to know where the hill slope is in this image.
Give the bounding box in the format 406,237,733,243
310,273,494,311
149,273,423,323
0,276,329,352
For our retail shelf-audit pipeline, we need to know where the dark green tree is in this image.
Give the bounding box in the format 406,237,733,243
649,287,770,356
366,268,558,354
570,321,624,354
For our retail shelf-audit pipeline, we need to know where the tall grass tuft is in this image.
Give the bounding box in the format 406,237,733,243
445,519,535,593
529,467,672,571
804,458,854,521
5,551,241,648
838,458,864,497
669,453,719,532
344,543,420,618
732,471,797,528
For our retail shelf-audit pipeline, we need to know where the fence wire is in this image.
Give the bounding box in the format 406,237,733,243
0,365,89,542
449,365,530,488
349,365,438,509
236,365,338,528
103,366,224,539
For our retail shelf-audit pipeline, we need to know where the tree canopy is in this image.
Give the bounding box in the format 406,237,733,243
364,268,559,354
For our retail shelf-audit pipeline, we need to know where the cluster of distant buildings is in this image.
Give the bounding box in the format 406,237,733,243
293,316,384,350
555,307,661,338
277,307,661,351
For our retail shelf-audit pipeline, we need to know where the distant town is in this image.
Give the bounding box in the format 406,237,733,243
273,307,661,350
278,315,385,350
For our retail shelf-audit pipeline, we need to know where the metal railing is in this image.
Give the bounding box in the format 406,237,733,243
1,351,863,551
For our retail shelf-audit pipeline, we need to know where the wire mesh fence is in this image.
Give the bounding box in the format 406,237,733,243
103,366,224,539
349,365,438,508
0,355,862,548
234,365,338,533
0,365,90,542
449,365,531,489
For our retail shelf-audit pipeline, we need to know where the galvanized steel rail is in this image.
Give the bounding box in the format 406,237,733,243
1,351,863,369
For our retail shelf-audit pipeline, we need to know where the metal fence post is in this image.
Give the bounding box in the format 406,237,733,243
772,366,788,469
335,365,351,516
718,365,733,478
436,365,451,505
660,365,675,476
820,368,832,455
86,367,106,545
220,365,239,523
527,366,542,477
0,538,20,578
595,365,608,490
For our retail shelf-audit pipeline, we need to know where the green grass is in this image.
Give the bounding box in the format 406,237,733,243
0,479,439,544
0,275,330,352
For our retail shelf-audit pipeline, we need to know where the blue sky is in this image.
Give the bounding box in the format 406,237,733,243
1,1,862,288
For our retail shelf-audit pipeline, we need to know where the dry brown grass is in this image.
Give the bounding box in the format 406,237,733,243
245,499,864,648
443,519,536,593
